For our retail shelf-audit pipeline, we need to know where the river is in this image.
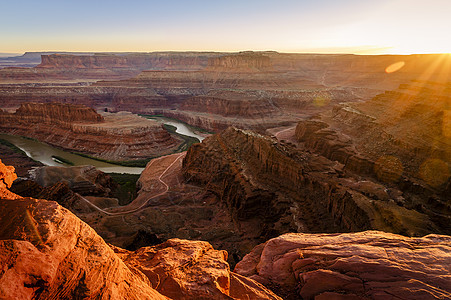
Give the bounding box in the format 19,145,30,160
0,117,206,174
146,116,205,142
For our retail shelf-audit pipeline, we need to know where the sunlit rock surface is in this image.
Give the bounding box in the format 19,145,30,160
114,239,281,300
235,231,451,299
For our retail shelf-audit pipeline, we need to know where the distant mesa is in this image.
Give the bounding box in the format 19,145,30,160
206,52,273,72
0,102,181,161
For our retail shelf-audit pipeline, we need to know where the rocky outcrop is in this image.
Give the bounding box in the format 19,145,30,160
0,103,181,161
235,231,451,299
183,127,444,237
115,239,281,300
0,159,20,199
29,165,117,196
0,178,167,299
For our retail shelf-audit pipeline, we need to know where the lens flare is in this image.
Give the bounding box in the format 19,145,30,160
25,209,44,246
374,155,403,182
419,158,450,187
313,92,331,107
443,110,451,138
385,61,405,73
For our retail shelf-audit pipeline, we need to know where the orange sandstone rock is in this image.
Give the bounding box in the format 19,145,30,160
235,231,451,299
115,238,282,300
0,159,20,199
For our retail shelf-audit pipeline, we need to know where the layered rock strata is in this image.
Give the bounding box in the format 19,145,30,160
235,231,451,299
1,52,450,133
0,103,181,161
295,81,450,233
206,52,273,71
0,52,221,82
183,127,445,238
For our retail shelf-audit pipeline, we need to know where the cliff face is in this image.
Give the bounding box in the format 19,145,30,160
0,103,180,161
0,52,221,82
183,127,440,238
37,53,214,71
179,90,280,118
235,231,451,299
206,52,273,71
16,102,103,124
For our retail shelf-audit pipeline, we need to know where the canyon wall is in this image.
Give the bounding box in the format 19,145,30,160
0,103,181,161
295,81,450,232
37,52,216,71
0,52,222,82
206,52,272,71
183,127,442,238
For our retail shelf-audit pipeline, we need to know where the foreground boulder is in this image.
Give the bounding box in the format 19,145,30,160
115,239,281,300
235,231,451,299
0,197,167,299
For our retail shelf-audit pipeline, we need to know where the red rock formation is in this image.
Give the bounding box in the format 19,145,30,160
0,52,219,82
235,231,451,299
183,127,444,237
0,168,167,299
15,102,103,123
295,81,451,233
0,103,181,161
0,159,20,199
37,53,214,71
115,239,281,300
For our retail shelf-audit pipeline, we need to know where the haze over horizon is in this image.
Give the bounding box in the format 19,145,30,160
1,0,450,55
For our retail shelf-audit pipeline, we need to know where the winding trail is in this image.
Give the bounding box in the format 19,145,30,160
79,153,185,216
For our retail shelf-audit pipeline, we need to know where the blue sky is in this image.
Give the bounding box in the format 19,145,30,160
1,0,450,54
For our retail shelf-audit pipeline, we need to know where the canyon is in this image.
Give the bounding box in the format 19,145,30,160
0,102,182,161
1,51,450,298
2,52,450,133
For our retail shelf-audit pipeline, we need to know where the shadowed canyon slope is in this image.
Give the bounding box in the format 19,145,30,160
183,127,449,236
0,102,181,161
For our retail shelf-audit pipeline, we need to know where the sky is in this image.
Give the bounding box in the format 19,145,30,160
1,0,450,54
